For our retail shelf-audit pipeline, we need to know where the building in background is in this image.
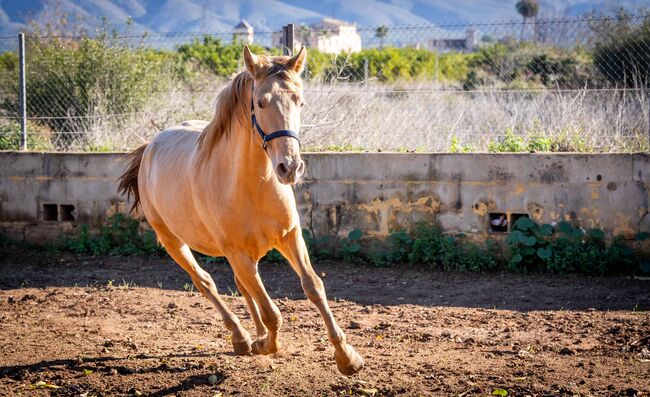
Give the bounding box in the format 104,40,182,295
233,20,254,44
426,29,477,52
273,18,362,54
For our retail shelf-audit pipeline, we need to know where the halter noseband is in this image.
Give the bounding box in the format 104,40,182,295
251,84,301,149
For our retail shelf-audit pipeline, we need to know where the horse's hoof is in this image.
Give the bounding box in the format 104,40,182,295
232,337,253,355
252,337,279,355
335,344,364,376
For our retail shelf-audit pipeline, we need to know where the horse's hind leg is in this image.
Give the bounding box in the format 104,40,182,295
277,228,364,375
155,229,253,355
234,276,268,338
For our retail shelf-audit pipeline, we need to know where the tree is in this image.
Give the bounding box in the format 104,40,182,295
375,25,389,48
298,24,311,47
516,0,540,40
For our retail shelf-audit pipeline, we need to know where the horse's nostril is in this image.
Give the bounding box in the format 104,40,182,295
277,162,289,177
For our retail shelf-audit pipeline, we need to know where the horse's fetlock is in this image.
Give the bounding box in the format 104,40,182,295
262,312,283,332
329,328,346,346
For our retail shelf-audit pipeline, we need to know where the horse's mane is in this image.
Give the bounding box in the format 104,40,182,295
196,55,303,163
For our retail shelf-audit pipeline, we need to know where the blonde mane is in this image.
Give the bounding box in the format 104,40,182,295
196,55,304,163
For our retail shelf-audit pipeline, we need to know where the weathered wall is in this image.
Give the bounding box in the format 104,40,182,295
1,152,649,244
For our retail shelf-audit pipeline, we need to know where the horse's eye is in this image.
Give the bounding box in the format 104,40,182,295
257,100,265,109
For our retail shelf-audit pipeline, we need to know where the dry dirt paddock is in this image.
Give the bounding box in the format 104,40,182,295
0,249,648,397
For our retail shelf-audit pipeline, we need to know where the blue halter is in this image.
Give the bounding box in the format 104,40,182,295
251,85,300,149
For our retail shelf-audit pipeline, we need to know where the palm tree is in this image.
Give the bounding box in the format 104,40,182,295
375,25,388,48
516,0,539,41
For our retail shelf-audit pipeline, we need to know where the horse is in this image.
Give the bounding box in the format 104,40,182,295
117,46,364,375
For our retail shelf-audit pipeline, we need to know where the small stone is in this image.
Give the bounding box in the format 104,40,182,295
559,347,575,355
348,321,362,329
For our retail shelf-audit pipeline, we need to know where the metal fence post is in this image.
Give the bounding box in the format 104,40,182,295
18,33,27,151
282,24,295,56
364,59,369,84
287,24,294,56
647,87,650,149
281,25,288,55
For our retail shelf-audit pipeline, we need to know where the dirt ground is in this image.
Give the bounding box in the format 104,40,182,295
0,249,648,397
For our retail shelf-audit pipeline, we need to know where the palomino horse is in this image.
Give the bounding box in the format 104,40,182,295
118,46,363,375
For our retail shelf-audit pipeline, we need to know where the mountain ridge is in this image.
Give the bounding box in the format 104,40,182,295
0,0,646,36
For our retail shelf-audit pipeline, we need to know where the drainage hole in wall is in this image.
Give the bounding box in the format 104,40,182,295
60,204,76,222
42,204,58,221
510,213,530,231
489,212,508,232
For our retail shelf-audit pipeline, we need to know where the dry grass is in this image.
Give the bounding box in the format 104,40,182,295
300,82,649,152
8,80,648,153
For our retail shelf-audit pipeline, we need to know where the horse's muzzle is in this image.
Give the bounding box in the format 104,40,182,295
276,159,305,185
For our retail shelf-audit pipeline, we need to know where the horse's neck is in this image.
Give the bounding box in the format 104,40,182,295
206,114,275,187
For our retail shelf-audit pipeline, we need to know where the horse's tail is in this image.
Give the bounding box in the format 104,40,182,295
117,143,148,214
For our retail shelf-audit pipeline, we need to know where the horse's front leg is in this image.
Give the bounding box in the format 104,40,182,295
277,228,364,375
157,239,253,355
228,253,282,355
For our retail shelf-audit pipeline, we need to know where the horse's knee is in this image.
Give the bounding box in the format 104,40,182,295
301,274,325,303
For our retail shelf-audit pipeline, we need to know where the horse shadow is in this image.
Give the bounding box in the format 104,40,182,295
1,248,648,311
0,352,225,396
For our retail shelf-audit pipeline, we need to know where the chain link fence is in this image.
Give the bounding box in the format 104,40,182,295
0,14,649,152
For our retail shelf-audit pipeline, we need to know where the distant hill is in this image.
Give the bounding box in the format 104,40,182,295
0,0,647,37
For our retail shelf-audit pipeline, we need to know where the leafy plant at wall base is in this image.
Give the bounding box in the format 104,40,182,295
369,230,413,267
488,129,527,152
408,223,497,272
507,217,636,275
59,213,162,256
302,228,339,261
340,229,364,263
450,136,472,153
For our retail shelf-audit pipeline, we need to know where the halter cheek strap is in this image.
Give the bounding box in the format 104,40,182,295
251,84,301,149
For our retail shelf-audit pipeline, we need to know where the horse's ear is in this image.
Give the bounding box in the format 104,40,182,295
243,45,261,78
287,46,307,73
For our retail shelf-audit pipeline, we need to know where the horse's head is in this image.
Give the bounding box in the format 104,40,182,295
243,46,306,185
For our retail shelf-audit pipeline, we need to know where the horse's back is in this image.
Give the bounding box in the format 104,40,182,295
149,121,206,152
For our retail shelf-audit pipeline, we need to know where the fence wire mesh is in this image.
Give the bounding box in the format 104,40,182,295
0,14,649,152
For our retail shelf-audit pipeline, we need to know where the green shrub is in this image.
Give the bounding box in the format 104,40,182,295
408,223,498,272
507,217,636,275
369,230,413,267
340,229,364,263
487,129,583,153
449,136,472,153
177,36,274,78
488,129,528,152
592,11,650,87
0,120,53,150
463,41,595,90
58,213,162,256
307,47,470,83
0,23,180,141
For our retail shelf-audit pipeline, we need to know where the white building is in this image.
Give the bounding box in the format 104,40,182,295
273,18,362,54
233,20,254,44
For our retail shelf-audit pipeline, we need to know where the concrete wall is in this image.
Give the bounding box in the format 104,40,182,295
1,151,649,244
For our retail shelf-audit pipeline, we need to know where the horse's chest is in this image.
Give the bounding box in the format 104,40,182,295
209,194,296,247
